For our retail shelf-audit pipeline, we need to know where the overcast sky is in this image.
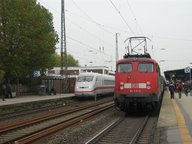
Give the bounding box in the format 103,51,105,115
37,0,192,72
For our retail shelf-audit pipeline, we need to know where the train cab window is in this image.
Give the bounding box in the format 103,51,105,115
118,64,132,73
138,63,154,72
77,76,94,82
156,65,160,72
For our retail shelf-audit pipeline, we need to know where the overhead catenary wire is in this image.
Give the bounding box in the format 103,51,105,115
38,0,117,49
71,0,101,27
37,1,115,58
71,0,115,36
125,0,144,35
37,0,121,69
108,0,136,35
67,36,115,60
66,17,116,49
153,35,192,42
67,43,115,67
38,0,130,36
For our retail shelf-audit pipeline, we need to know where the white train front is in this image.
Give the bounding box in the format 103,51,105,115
75,72,115,97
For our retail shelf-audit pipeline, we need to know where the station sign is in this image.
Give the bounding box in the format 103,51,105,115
33,71,41,77
184,67,191,73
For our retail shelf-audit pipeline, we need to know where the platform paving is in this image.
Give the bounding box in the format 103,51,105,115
157,91,192,144
0,93,74,106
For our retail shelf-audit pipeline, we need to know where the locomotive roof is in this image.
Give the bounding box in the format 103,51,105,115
117,57,158,64
78,72,114,78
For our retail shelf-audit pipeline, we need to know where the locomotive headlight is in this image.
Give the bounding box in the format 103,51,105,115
119,82,124,90
120,82,124,85
146,85,151,89
120,85,124,90
146,81,151,85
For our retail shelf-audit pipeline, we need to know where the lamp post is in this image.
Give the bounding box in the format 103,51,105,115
89,50,97,66
89,61,93,66
189,63,192,93
159,60,166,76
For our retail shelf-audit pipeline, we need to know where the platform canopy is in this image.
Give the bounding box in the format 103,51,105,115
42,74,65,80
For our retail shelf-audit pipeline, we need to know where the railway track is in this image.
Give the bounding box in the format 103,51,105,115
0,100,114,144
86,110,159,144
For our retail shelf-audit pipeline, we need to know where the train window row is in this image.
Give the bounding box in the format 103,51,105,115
138,63,153,72
118,64,132,73
103,79,114,85
118,62,154,73
77,76,93,82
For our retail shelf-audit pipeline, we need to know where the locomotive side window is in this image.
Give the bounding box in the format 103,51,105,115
104,79,114,85
156,64,161,73
138,63,154,72
118,64,132,73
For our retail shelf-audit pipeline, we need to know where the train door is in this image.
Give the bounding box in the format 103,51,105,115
95,75,103,95
100,75,103,94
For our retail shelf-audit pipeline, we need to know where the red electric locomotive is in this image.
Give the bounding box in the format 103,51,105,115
114,37,164,111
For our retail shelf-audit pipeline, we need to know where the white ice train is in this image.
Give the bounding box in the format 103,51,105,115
75,72,115,97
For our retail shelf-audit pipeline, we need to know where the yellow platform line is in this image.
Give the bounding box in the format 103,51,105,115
172,100,192,144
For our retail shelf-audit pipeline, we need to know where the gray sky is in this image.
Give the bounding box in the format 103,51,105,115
37,0,192,72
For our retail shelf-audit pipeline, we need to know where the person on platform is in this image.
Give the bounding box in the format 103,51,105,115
50,87,56,95
184,81,190,96
7,84,12,98
177,81,183,99
169,82,175,99
2,84,6,101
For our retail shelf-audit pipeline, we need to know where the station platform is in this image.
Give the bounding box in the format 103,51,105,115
0,93,75,106
0,93,75,116
157,91,192,144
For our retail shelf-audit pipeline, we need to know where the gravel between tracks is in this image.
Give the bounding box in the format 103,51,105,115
35,108,122,144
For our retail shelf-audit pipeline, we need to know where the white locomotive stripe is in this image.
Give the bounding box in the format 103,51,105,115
124,83,147,89
124,83,131,88
139,83,146,88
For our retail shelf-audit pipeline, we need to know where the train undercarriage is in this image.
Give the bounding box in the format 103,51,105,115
114,93,163,112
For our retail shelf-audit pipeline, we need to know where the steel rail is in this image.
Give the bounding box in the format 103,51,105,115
85,118,123,144
0,100,112,133
14,103,114,144
85,111,151,144
129,112,151,144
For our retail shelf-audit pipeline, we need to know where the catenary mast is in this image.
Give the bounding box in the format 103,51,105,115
61,0,67,92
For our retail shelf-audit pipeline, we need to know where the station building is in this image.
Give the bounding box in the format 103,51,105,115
42,66,114,93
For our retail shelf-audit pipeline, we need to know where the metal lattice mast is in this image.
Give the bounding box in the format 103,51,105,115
61,0,64,76
61,0,68,92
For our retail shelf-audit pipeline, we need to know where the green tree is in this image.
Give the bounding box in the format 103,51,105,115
0,0,58,82
65,54,79,67
51,53,79,67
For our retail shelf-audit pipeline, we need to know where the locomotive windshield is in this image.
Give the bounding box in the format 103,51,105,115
118,64,132,73
138,63,154,72
77,76,94,82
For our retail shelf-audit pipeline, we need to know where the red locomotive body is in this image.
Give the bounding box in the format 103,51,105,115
114,55,164,111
